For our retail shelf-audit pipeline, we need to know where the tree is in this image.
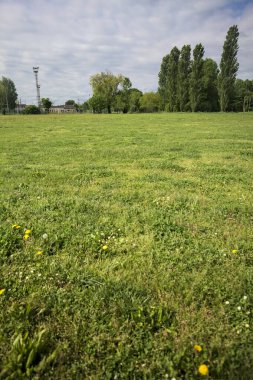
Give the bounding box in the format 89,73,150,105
65,99,79,111
234,79,253,112
218,25,239,112
88,95,107,113
113,77,132,113
120,77,132,113
41,98,52,113
129,89,143,112
201,58,219,111
177,45,191,111
22,105,40,114
158,54,170,110
189,43,205,112
167,47,180,111
140,92,161,112
90,71,123,113
0,76,18,113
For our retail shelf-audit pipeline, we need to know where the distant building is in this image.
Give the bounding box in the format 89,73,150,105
50,104,76,113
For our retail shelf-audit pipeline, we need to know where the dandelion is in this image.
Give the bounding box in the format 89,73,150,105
23,234,30,240
237,306,241,311
245,323,249,328
225,301,230,305
25,229,32,234
198,364,209,376
194,344,202,352
42,233,48,239
243,295,247,301
232,249,238,254
36,251,43,256
102,245,108,251
12,224,21,229
0,289,6,295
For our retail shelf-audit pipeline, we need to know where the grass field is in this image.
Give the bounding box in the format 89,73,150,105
0,113,253,379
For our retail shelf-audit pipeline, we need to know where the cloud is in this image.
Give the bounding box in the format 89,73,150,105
0,0,252,104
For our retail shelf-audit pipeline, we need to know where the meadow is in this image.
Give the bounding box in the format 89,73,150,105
0,112,253,379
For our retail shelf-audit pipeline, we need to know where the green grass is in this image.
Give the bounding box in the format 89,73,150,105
0,113,253,379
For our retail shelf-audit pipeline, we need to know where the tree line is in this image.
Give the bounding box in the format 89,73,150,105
86,25,252,113
158,25,252,112
0,25,252,114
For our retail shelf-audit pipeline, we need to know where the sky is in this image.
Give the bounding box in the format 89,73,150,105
0,0,253,105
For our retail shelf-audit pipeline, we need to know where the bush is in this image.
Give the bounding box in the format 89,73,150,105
22,105,40,114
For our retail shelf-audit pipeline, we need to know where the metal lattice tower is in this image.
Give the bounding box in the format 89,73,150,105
33,67,41,109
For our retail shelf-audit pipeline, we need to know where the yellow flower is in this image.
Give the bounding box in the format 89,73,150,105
198,364,208,376
232,249,238,254
12,224,21,229
0,289,6,295
23,234,30,240
102,245,108,251
36,251,43,256
194,344,202,352
25,229,32,234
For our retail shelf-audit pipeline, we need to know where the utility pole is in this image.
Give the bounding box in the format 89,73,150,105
33,67,41,109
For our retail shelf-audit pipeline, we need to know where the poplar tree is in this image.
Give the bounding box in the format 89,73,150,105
218,25,239,112
189,43,205,112
177,45,191,111
167,46,180,112
158,54,170,110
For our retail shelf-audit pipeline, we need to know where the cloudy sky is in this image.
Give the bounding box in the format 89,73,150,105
0,0,253,105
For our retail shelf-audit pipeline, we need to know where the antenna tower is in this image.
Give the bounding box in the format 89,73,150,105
33,67,41,109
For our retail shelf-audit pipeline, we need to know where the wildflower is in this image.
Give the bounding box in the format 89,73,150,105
102,245,108,251
42,233,48,239
243,295,247,301
12,224,21,229
23,234,30,240
237,306,241,311
36,251,43,256
194,344,202,352
25,229,32,234
198,364,208,376
225,301,230,305
232,249,238,254
245,323,249,328
0,289,6,295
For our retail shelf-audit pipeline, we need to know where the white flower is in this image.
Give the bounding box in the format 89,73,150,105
245,323,249,328
42,233,48,239
243,295,247,301
225,301,230,305
237,306,241,311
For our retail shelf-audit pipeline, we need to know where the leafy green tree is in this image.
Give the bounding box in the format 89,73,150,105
177,45,191,111
120,77,132,113
158,54,170,110
90,71,123,113
88,95,107,113
167,47,180,111
129,89,143,112
22,105,40,114
41,98,52,113
234,79,253,112
65,99,75,105
113,93,125,113
218,25,239,112
113,77,132,113
140,92,161,113
65,99,80,111
189,43,205,112
201,58,219,111
0,76,18,113
82,101,90,112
